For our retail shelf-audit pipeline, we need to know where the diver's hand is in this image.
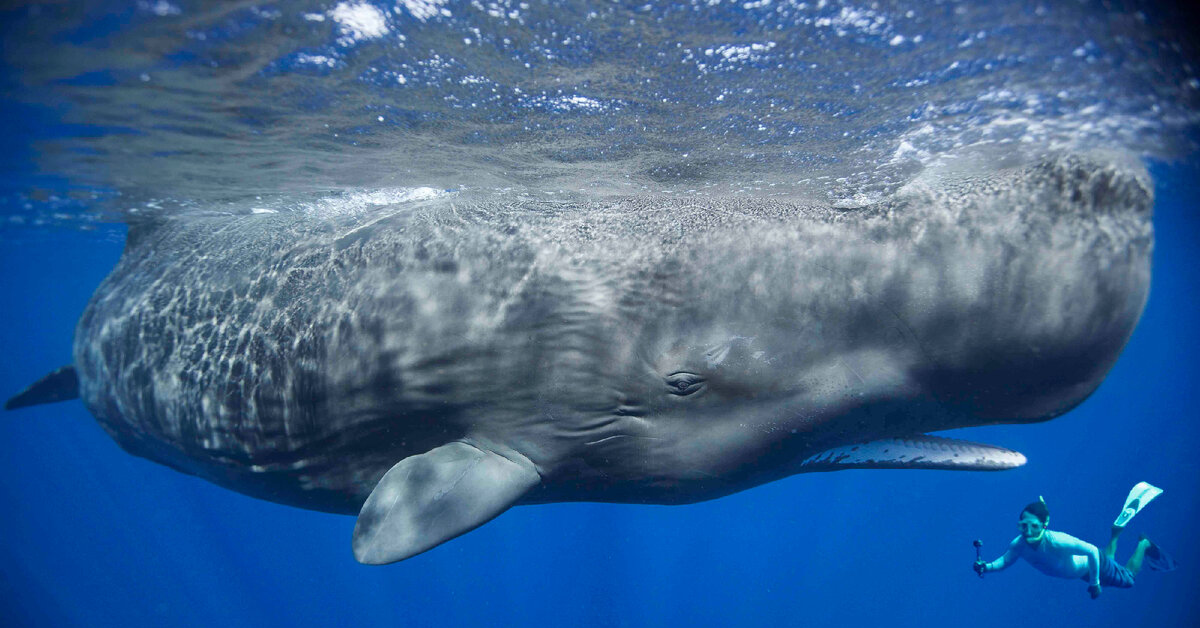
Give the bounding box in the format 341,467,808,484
973,560,987,576
1088,583,1102,599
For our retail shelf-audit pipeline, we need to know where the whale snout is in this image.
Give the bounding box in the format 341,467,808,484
1033,153,1154,218
905,155,1154,424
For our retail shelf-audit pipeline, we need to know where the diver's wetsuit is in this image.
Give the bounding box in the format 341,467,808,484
984,530,1133,588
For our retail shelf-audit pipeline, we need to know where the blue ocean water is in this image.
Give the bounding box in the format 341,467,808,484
2,2,1198,627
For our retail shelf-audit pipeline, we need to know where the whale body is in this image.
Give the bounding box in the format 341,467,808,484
6,154,1153,564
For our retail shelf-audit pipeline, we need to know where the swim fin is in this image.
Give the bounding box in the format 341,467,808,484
1113,481,1163,528
1141,536,1178,573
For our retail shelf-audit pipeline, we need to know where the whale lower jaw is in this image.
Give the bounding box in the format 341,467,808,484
798,434,1026,471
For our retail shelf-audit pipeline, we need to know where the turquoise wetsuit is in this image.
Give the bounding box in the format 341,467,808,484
984,530,1102,588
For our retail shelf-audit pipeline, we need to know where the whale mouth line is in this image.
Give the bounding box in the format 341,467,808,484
798,433,1026,472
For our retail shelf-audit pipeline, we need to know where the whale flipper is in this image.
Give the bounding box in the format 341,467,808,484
352,441,540,564
798,435,1027,471
4,366,79,411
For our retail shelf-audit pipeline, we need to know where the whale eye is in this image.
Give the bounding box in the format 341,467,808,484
665,372,705,396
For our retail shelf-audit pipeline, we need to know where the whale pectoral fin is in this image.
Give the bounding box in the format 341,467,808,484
798,435,1026,471
352,441,540,565
5,366,79,411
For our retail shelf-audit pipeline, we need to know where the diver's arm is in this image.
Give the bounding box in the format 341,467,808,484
1064,536,1102,588
1086,546,1100,588
1085,544,1102,598
982,538,1021,573
1053,533,1102,585
1054,533,1102,597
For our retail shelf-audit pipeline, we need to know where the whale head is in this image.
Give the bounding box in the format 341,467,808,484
523,154,1153,504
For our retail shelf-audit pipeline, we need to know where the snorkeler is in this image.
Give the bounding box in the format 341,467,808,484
973,483,1175,599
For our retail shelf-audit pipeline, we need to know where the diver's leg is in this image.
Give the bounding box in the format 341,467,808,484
1126,536,1151,577
1105,525,1123,559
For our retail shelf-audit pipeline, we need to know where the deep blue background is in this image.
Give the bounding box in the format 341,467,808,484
0,157,1196,627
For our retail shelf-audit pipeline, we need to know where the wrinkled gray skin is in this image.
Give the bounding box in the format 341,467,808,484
73,154,1151,558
